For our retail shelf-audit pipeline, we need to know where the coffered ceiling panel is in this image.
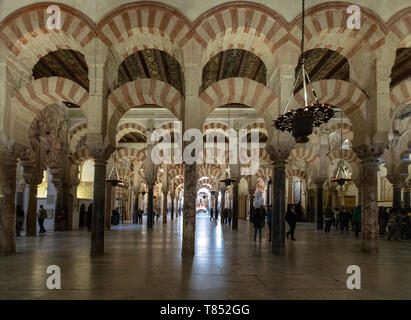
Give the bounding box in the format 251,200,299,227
201,49,267,94
118,49,184,95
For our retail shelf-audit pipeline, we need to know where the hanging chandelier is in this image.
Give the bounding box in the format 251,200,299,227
331,110,351,186
106,154,124,186
273,0,335,143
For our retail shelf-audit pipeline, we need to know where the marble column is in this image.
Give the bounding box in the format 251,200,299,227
53,184,64,231
232,182,239,230
105,182,112,230
220,189,226,214
25,184,38,235
170,193,175,219
404,189,410,209
182,163,197,257
393,183,402,209
0,152,17,255
163,191,168,224
271,154,287,255
147,185,154,230
91,157,108,256
213,192,218,221
249,192,254,221
314,178,325,230
358,153,380,254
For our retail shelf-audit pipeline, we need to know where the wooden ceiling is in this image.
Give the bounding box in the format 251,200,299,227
294,48,349,93
201,49,267,94
118,49,184,95
118,132,147,143
391,48,411,88
33,49,89,90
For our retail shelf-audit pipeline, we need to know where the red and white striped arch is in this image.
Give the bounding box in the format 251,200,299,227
387,7,411,47
69,122,87,152
289,3,387,61
0,3,94,74
71,147,92,165
11,77,89,145
200,77,277,117
194,4,292,74
257,167,272,180
328,122,353,135
285,169,306,180
391,80,411,114
116,147,147,162
197,164,223,181
116,122,147,143
107,78,182,143
290,147,319,163
167,165,184,181
294,79,367,136
328,149,358,163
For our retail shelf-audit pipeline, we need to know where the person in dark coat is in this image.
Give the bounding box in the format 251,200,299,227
16,205,25,237
253,207,265,242
286,204,297,241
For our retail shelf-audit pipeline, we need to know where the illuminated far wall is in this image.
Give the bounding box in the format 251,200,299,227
77,160,95,200
37,171,48,198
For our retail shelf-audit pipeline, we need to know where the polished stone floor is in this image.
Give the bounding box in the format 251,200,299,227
1,215,411,300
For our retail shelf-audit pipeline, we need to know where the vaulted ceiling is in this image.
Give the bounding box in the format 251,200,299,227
32,49,89,109
118,49,184,95
33,49,89,91
118,132,147,143
201,49,267,94
295,48,349,93
391,48,411,88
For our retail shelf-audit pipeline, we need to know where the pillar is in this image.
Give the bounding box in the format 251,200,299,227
314,178,326,230
147,184,154,230
182,163,196,257
170,193,175,219
25,184,38,235
220,189,226,214
105,182,112,230
404,182,410,209
271,152,288,255
163,191,168,224
53,184,64,231
91,157,108,256
393,184,402,209
357,153,380,254
232,181,239,230
249,192,254,221
0,152,17,255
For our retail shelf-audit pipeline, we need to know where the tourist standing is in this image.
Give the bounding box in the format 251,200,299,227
253,207,265,242
15,205,25,237
352,205,361,238
340,207,349,234
37,205,47,233
324,205,334,233
286,204,297,241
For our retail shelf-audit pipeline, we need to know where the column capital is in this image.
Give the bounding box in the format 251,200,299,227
89,144,115,164
353,144,384,163
313,177,327,188
266,147,291,168
386,173,408,188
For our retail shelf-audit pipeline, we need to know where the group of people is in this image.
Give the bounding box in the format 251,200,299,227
381,207,411,241
324,205,362,237
250,204,298,242
221,208,233,226
132,209,144,224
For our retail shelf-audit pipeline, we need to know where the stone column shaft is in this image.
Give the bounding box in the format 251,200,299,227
163,191,168,224
0,153,17,255
404,190,410,209
91,159,107,256
26,184,38,236
147,186,154,230
361,157,379,254
232,182,239,230
182,163,196,257
393,186,402,209
272,159,286,255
